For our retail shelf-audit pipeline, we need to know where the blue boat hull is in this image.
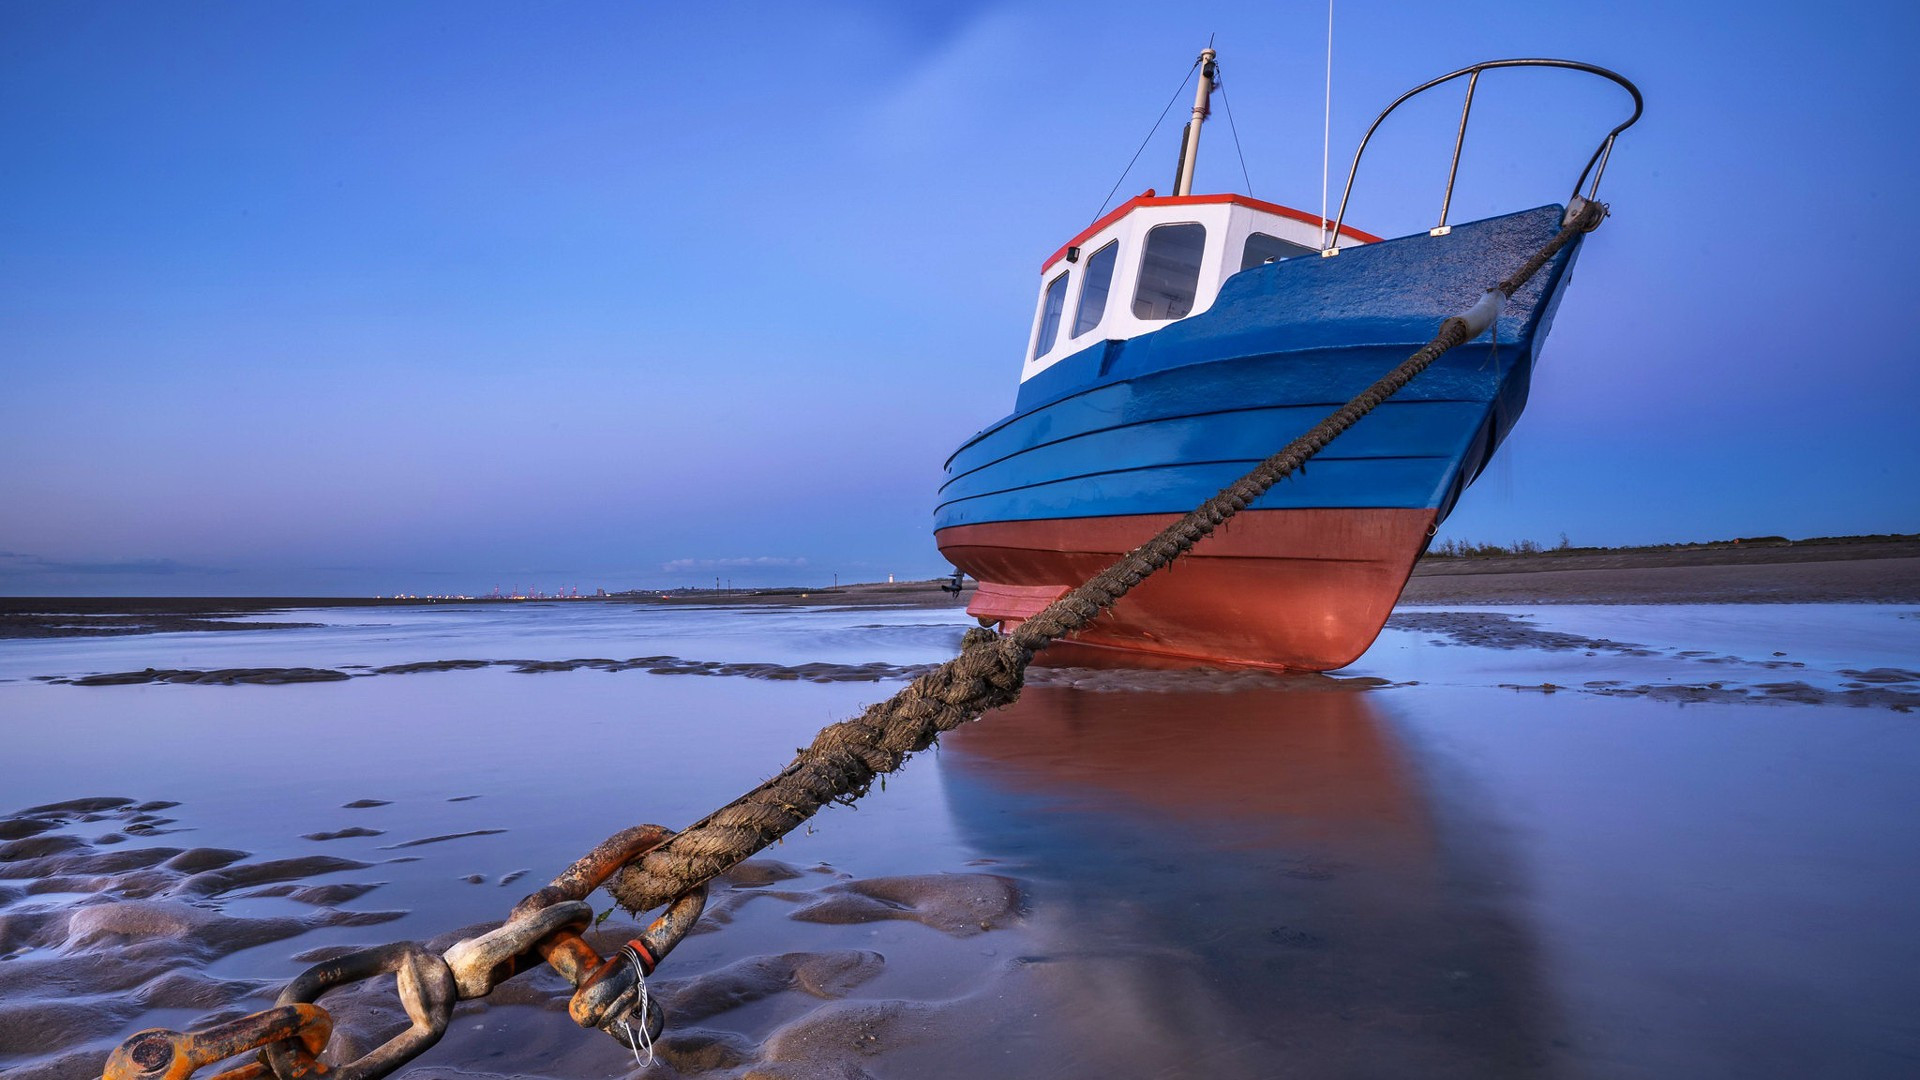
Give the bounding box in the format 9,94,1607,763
935,204,1587,669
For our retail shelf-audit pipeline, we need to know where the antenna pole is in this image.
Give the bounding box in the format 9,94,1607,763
1322,1,1333,246
1173,47,1218,196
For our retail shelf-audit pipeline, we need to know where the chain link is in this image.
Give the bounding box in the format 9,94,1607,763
442,900,592,999
102,824,706,1080
263,941,456,1080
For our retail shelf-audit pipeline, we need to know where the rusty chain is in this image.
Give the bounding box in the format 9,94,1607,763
103,825,706,1080
99,200,1603,1080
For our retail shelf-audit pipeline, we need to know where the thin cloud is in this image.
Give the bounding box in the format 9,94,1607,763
0,552,225,577
660,556,809,573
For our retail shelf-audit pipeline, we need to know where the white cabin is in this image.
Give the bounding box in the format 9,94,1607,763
1021,191,1379,382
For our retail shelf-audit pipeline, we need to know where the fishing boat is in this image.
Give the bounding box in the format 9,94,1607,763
934,52,1640,671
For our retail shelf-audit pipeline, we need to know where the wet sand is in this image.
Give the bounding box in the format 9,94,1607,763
0,798,1024,1080
2,601,1917,1078
34,608,1919,711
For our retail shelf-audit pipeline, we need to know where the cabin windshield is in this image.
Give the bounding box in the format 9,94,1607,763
1072,241,1118,338
1032,271,1069,358
1132,223,1206,320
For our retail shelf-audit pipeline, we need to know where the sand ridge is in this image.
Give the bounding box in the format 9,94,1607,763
1386,610,1920,711
46,656,939,687
34,621,1920,710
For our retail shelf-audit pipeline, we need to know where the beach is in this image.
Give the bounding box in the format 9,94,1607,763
2,565,1917,1079
1403,537,1920,605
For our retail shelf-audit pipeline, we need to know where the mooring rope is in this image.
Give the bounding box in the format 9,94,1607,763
605,198,1606,914
95,200,1608,1080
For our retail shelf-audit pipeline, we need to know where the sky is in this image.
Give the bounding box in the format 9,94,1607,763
3,0,1916,595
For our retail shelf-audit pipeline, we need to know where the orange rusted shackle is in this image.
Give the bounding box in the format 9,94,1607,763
102,1004,330,1080
503,823,707,1036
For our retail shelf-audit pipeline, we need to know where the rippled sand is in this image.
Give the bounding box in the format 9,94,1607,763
0,798,1027,1079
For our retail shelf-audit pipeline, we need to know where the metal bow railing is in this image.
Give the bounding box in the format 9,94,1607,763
1322,58,1642,253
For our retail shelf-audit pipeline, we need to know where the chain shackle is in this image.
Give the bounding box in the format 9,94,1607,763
103,1005,331,1080
504,823,707,1037
263,942,456,1080
567,886,706,1031
442,899,593,999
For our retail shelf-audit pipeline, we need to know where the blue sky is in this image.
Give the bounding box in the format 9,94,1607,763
3,0,1916,595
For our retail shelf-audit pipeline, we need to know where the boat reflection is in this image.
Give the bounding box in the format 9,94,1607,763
937,659,1566,1078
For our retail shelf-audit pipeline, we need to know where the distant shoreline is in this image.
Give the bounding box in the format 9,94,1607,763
1402,536,1920,605
0,579,970,617
0,581,975,638
4,536,1917,638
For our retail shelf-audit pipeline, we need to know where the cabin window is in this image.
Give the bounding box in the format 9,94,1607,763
1132,223,1205,320
1071,241,1118,338
1032,271,1069,358
1241,231,1315,270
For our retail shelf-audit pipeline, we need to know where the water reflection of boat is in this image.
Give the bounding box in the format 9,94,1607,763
935,53,1640,670
937,675,1567,1078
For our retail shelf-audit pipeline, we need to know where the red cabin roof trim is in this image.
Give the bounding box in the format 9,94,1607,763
1039,191,1385,273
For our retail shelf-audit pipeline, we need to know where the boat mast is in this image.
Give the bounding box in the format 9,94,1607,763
1173,46,1218,196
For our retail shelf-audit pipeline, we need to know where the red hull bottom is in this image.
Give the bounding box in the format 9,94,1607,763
936,508,1438,671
